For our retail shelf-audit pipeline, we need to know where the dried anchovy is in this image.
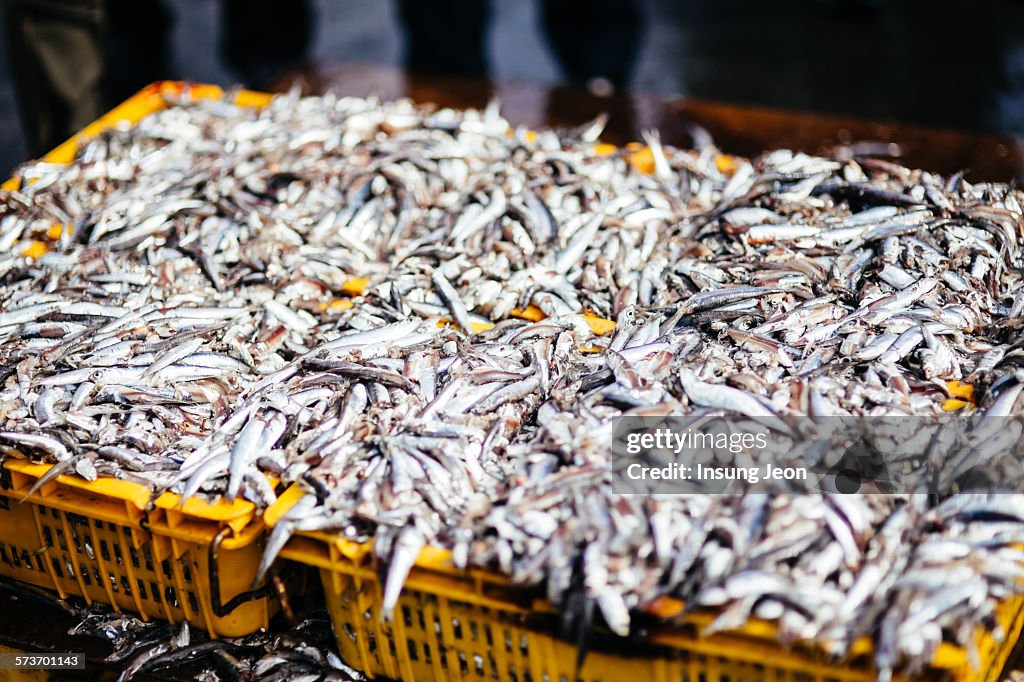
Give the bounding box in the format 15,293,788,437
1,91,1023,678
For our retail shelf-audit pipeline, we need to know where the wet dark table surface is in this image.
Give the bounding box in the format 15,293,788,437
0,581,186,681
275,62,1024,184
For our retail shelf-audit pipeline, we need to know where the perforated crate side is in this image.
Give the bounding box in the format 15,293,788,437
0,462,277,637
281,524,1024,682
0,493,59,591
319,560,889,682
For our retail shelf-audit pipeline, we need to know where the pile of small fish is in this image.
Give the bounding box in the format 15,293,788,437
2,89,1024,678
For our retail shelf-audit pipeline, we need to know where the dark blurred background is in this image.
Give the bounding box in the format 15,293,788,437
1,0,1024,175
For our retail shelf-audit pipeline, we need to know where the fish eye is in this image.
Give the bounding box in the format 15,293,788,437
91,370,105,380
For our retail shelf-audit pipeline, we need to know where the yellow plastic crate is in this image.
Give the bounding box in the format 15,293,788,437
0,459,282,637
0,83,294,637
266,486,1024,682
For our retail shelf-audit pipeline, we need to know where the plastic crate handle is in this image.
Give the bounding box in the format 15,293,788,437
208,527,276,618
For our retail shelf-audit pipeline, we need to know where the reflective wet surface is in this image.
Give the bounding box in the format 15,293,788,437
275,62,1024,182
